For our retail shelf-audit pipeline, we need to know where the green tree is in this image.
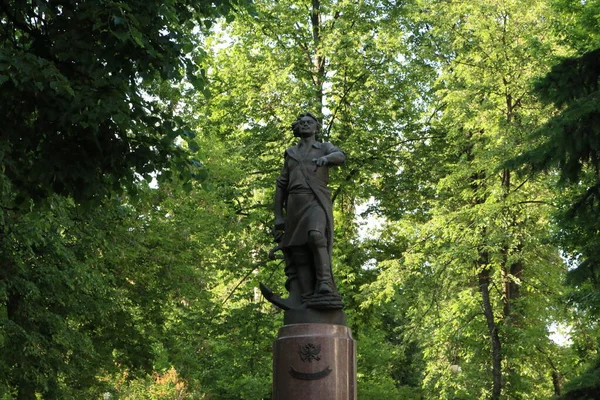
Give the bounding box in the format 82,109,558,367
0,1,248,398
360,0,574,398
511,0,600,398
0,0,246,205
0,193,160,398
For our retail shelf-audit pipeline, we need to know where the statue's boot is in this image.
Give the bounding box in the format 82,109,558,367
315,266,333,295
308,230,334,295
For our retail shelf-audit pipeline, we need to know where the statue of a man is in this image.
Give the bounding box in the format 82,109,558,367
262,112,345,311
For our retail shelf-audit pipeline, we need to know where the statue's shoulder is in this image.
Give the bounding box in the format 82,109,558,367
321,141,343,154
284,145,298,159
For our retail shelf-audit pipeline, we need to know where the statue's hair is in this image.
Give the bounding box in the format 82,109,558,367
291,112,321,137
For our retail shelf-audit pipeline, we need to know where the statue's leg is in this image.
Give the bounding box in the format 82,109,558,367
290,247,315,298
307,230,333,295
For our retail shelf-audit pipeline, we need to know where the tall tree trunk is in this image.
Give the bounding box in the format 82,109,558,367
500,89,523,319
478,253,503,400
551,370,562,396
503,258,523,318
470,163,502,399
500,168,523,319
536,345,563,396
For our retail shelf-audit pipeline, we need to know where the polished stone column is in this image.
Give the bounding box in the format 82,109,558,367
273,323,356,400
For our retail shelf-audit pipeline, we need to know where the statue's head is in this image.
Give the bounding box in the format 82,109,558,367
291,112,321,138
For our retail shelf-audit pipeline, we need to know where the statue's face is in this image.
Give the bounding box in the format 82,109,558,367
297,116,318,137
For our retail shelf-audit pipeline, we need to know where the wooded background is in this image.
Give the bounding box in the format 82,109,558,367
1,0,599,398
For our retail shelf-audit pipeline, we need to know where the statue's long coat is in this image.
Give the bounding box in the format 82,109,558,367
276,141,344,269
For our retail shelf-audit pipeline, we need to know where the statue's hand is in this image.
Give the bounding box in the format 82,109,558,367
273,218,285,242
274,217,285,231
312,156,329,167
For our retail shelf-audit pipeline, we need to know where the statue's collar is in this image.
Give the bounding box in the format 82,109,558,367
297,141,321,149
286,141,321,161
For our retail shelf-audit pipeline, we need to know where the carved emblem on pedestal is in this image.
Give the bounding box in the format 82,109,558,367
299,343,321,363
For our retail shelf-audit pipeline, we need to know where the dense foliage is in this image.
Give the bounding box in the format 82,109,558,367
512,0,600,397
1,0,599,399
0,0,248,398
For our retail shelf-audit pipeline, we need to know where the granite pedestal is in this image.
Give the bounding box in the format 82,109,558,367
272,323,356,400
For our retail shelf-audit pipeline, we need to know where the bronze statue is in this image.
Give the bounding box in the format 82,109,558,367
261,113,345,315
